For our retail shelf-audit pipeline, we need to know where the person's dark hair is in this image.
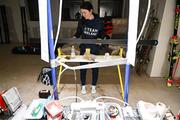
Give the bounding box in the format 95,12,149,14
80,1,93,11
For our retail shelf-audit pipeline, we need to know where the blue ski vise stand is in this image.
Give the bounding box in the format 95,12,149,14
47,0,58,100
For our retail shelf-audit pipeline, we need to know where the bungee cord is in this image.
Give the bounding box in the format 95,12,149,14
54,0,63,51
137,0,151,43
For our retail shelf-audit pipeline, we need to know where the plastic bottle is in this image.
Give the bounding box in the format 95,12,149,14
71,46,75,58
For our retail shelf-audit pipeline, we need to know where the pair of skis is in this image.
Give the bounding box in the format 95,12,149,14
167,0,180,87
135,7,159,75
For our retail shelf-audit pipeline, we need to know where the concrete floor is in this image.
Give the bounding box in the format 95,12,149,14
0,44,179,115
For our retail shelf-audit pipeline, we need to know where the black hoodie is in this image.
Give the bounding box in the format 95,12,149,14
74,14,104,39
74,14,104,54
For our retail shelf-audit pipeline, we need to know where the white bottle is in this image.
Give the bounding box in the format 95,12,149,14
71,46,75,58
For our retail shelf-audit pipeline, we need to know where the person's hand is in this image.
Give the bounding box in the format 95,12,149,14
104,35,110,39
96,38,102,45
72,36,77,39
96,43,101,45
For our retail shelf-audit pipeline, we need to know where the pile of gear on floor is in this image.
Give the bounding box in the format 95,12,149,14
0,87,179,120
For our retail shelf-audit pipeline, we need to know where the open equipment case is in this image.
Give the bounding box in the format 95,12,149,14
1,87,22,114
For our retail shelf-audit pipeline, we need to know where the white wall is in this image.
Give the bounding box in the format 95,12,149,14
0,0,22,43
147,0,175,77
0,4,4,41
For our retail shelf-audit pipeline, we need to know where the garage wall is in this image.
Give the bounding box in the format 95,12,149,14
0,0,22,43
147,0,176,77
